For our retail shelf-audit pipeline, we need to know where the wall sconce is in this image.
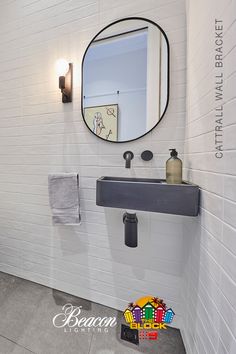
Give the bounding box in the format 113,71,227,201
56,59,73,103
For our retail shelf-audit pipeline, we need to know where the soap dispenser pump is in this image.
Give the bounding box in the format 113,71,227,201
166,149,182,184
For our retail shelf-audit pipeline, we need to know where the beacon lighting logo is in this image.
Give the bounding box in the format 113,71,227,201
123,296,175,341
52,303,117,333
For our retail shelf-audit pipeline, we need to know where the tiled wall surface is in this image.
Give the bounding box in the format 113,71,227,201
0,0,186,328
182,0,236,353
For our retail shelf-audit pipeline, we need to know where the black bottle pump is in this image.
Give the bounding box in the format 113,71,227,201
169,148,178,157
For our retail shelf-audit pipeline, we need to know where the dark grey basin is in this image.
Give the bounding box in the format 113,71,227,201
96,176,199,216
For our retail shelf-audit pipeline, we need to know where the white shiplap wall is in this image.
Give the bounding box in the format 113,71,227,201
182,0,236,353
0,0,186,328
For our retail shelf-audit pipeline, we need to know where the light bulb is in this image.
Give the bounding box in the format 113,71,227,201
55,59,69,76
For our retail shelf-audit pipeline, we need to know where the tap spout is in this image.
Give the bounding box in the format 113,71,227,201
123,151,134,168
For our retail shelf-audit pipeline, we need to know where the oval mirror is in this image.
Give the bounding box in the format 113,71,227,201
81,17,169,143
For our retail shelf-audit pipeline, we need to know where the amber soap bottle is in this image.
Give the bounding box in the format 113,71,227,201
166,149,182,184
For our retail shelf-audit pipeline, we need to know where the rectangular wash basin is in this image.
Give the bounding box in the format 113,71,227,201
96,176,199,216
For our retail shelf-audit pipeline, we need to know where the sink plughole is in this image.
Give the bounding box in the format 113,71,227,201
96,176,199,216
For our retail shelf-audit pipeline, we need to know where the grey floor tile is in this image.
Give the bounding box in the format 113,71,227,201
0,335,35,354
0,274,48,344
88,300,120,327
0,272,23,305
89,326,186,354
0,272,186,354
88,305,186,354
17,289,93,354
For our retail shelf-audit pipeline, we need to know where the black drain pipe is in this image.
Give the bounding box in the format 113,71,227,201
123,212,138,247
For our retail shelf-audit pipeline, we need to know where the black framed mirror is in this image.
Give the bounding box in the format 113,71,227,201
81,17,170,143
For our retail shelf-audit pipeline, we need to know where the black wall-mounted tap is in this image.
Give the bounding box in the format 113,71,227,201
123,151,134,168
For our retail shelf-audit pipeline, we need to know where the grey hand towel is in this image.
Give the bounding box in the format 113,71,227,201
48,173,81,225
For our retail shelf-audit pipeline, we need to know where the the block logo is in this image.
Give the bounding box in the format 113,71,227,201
123,295,175,340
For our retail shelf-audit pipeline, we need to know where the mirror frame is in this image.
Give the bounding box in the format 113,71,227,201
81,17,170,143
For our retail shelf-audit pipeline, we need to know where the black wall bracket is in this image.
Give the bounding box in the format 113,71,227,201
123,212,138,247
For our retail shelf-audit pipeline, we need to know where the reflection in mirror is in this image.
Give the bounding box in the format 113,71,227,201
82,18,169,142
